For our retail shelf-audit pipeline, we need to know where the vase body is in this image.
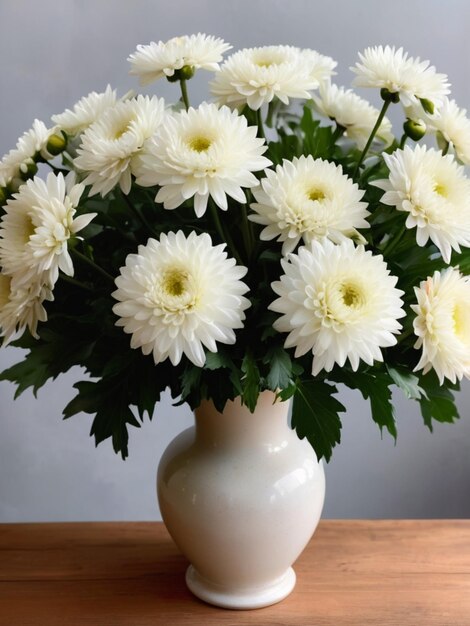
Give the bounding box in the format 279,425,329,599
157,390,325,609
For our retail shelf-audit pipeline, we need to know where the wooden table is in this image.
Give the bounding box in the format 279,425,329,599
0,521,469,625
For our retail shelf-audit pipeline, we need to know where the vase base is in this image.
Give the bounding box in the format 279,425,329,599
185,565,296,610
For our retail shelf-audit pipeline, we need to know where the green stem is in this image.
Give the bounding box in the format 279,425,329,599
353,99,391,177
382,224,407,257
398,327,415,343
256,108,266,140
240,204,254,260
180,79,190,111
332,124,345,143
209,199,243,265
209,199,225,241
121,190,158,237
399,133,407,149
265,100,280,128
43,160,67,176
71,248,115,283
59,274,94,291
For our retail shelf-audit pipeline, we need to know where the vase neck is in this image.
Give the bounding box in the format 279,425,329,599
194,391,291,449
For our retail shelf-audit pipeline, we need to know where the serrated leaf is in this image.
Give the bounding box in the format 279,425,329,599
241,352,260,411
387,365,426,400
300,105,320,136
179,365,202,400
334,369,397,439
229,369,243,396
64,377,141,460
63,381,99,417
0,357,51,399
278,382,297,402
263,346,294,391
418,370,460,431
204,350,232,371
292,379,345,462
0,332,95,398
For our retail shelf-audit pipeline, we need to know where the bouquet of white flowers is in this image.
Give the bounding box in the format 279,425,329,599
1,36,469,461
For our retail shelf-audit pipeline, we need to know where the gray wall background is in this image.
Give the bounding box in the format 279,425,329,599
1,0,469,522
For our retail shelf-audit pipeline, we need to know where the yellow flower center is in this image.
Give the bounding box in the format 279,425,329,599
453,301,470,343
114,127,129,140
151,267,199,321
252,49,285,68
340,282,364,308
188,136,212,152
162,269,189,297
110,113,135,141
312,277,368,330
308,187,326,202
433,182,448,197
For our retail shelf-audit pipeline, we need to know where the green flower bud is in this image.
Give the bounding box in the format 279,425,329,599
166,65,196,83
403,118,426,141
380,88,400,103
420,98,434,115
179,65,195,80
19,158,38,180
46,132,67,156
436,130,450,153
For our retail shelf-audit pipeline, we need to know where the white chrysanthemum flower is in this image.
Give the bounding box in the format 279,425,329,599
134,103,271,217
412,268,470,383
270,239,405,375
0,273,53,344
312,83,393,149
51,85,117,136
210,45,320,110
372,145,470,263
296,48,337,87
351,46,450,109
74,95,166,196
426,98,470,164
0,172,95,287
128,34,231,85
0,120,57,189
250,155,369,254
112,231,251,367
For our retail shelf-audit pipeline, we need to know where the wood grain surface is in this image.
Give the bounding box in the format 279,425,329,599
0,520,469,625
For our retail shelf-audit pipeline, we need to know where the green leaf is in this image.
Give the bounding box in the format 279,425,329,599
64,378,141,460
300,105,319,135
0,330,95,398
452,248,470,274
0,354,52,399
278,381,297,402
387,365,425,400
258,249,280,263
241,352,261,411
300,106,333,159
334,369,397,439
292,379,345,462
418,370,460,431
263,346,294,391
179,365,202,401
204,350,232,371
229,368,243,397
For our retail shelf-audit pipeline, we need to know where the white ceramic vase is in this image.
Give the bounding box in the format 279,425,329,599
157,390,325,609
